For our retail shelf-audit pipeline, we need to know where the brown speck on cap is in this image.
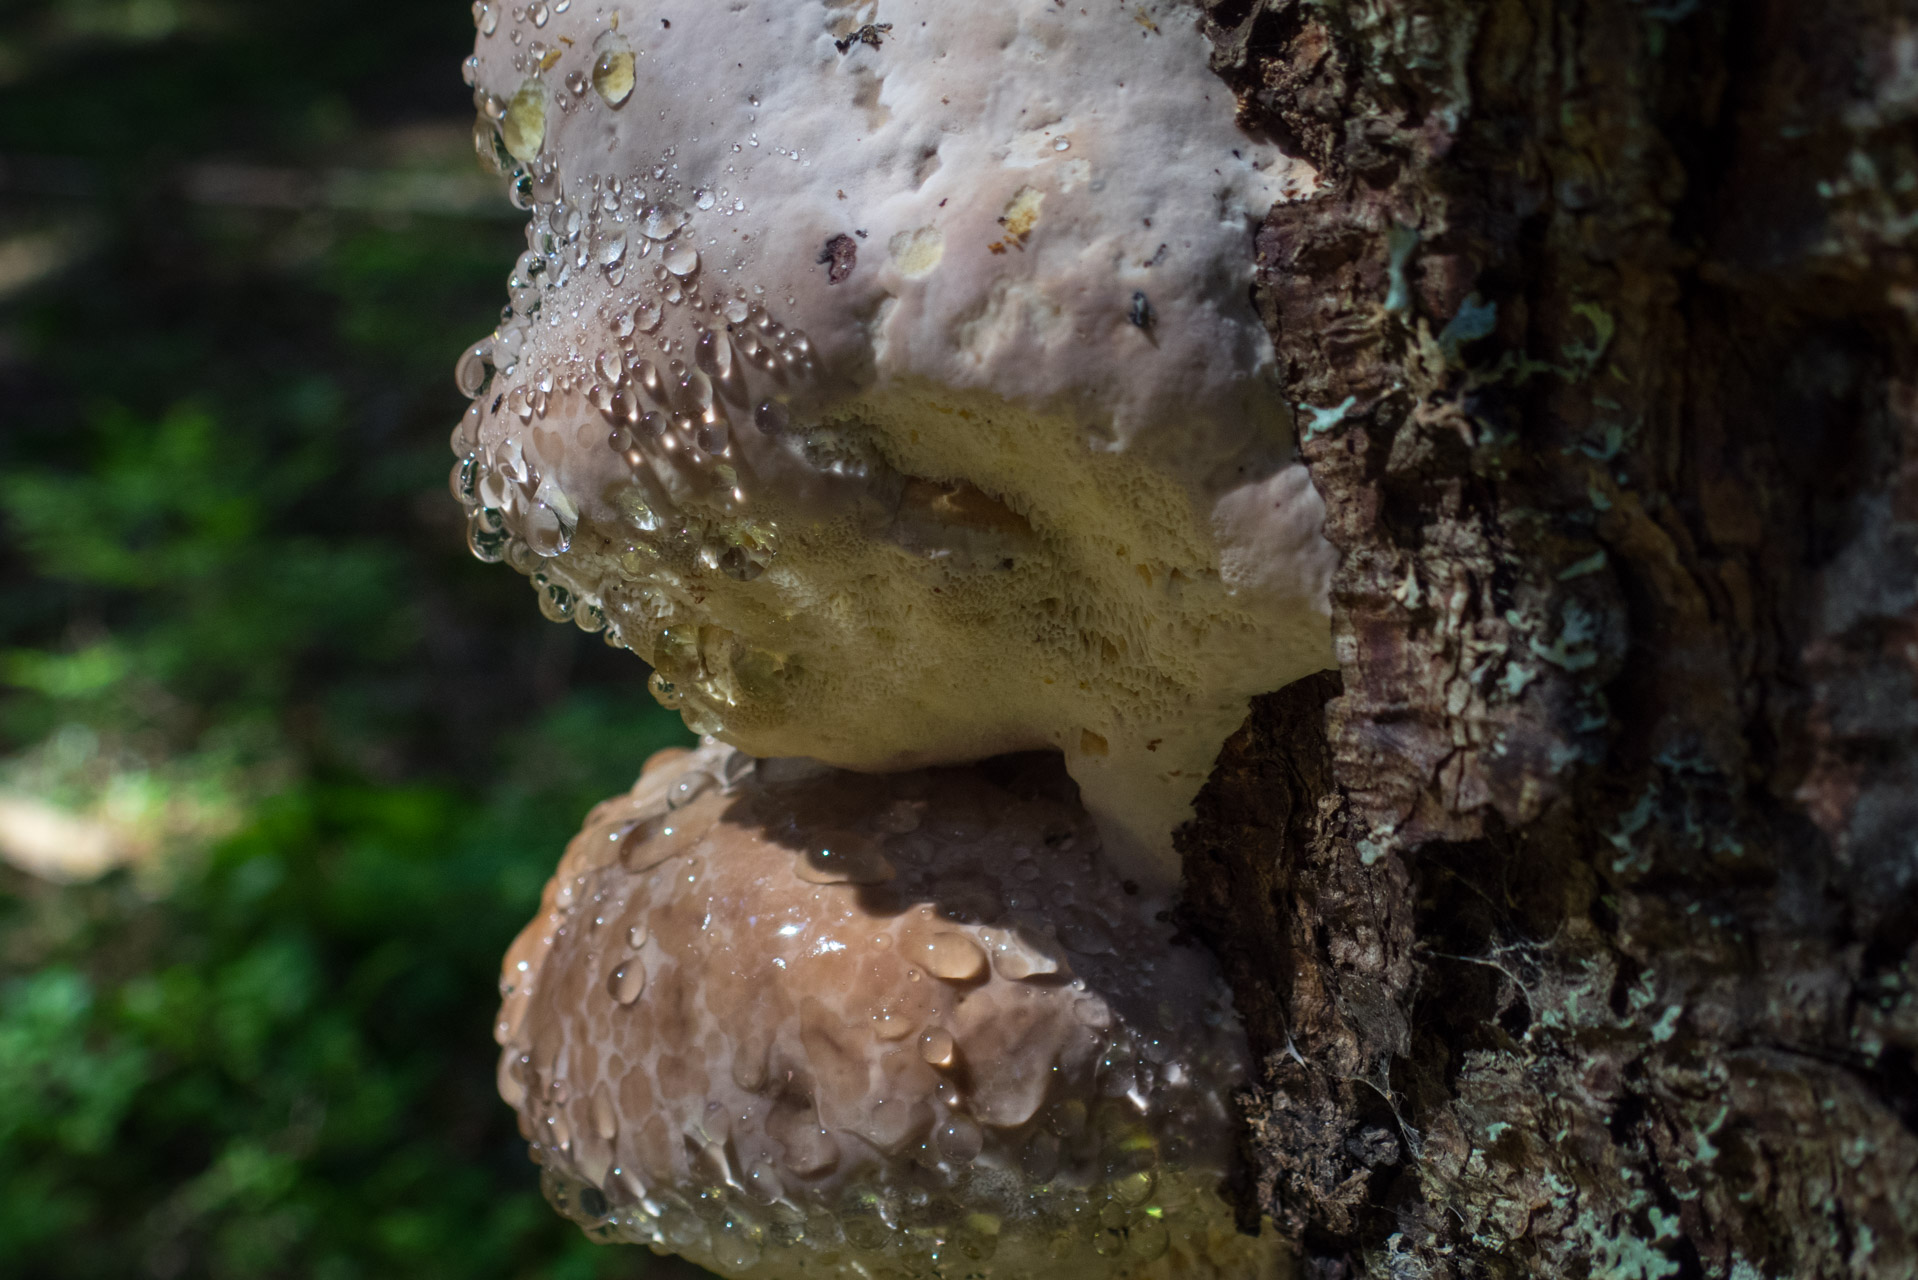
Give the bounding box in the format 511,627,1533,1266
496,741,1283,1277
818,233,858,284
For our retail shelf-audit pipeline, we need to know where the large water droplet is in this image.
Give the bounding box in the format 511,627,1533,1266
450,456,479,506
919,1026,956,1068
590,1082,618,1140
695,327,732,380
641,203,688,240
467,513,509,563
536,579,574,621
713,1217,763,1270
525,502,573,556
662,243,699,278
530,0,550,26
473,114,510,174
472,0,498,35
936,1116,984,1162
596,226,628,268
592,40,636,107
456,339,494,398
753,399,789,434
743,1162,783,1205
609,959,646,1004
794,832,894,885
1128,1213,1170,1260
633,296,663,332
916,932,987,982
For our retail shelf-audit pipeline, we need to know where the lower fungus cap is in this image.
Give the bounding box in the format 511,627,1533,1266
497,741,1283,1278
454,0,1338,884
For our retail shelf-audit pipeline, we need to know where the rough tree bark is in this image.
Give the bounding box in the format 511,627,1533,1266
1176,2,1918,1276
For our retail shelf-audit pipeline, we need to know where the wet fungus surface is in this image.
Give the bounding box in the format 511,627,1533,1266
453,0,1337,883
463,2,1332,1272
497,743,1280,1277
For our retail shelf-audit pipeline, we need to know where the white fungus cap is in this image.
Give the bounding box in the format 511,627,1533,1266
497,740,1283,1278
453,0,1337,885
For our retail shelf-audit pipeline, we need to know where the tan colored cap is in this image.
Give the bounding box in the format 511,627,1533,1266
497,742,1282,1277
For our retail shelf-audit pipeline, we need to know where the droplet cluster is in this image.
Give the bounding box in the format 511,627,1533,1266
451,0,1338,900
496,744,1277,1278
453,16,839,739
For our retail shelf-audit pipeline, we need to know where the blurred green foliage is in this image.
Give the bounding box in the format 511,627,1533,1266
0,1,695,1276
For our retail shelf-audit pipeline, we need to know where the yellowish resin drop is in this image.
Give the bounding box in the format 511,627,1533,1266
501,79,546,161
592,42,635,107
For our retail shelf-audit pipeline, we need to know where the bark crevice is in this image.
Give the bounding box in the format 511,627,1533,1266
1185,1,1918,1274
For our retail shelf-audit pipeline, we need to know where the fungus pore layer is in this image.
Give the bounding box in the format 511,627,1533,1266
499,742,1282,1278
454,0,1337,883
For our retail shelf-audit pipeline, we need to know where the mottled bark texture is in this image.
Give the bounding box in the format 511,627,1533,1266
1179,2,1918,1276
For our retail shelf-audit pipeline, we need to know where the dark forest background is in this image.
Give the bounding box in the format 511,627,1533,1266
0,2,698,1275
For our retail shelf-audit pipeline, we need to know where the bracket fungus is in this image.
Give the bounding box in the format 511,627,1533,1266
498,741,1283,1277
453,0,1337,884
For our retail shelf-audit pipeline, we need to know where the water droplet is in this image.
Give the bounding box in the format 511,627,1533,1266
593,41,636,107
530,0,549,26
744,1162,783,1204
719,547,763,581
537,579,575,621
609,958,646,1003
456,340,493,398
597,349,625,385
874,800,921,834
633,296,663,332
662,243,699,277
754,400,789,434
1054,137,1071,151
467,514,509,563
1114,1169,1156,1206
591,1082,618,1139
1072,994,1113,1028
564,69,587,96
694,187,716,210
1059,907,1116,955
462,54,481,86
919,1027,955,1067
1020,1129,1061,1180
695,327,732,379
714,1217,764,1270
626,922,648,948
473,117,513,177
502,80,547,162
450,456,478,506
596,226,628,268
936,1116,983,1162
916,932,987,982
526,502,574,557
1128,1213,1170,1260
795,832,895,885
640,202,688,240
473,0,499,35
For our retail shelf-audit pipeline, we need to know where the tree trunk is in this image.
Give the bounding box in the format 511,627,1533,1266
1177,2,1918,1275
